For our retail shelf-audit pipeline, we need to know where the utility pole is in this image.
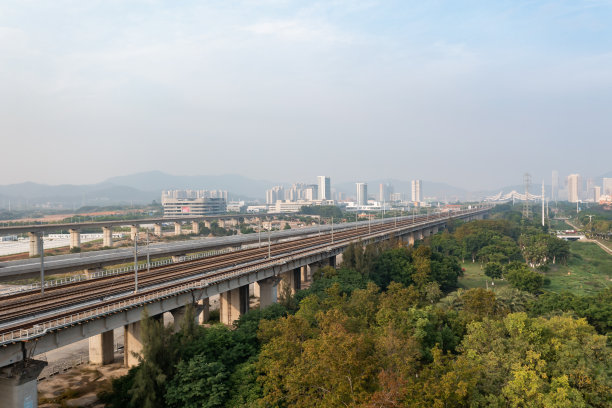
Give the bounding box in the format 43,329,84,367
146,231,150,273
134,235,138,293
331,217,334,243
40,232,45,294
541,181,545,227
258,218,261,248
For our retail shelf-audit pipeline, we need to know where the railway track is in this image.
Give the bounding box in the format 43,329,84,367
0,214,450,336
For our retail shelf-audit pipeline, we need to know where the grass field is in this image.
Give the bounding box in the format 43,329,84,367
458,241,612,296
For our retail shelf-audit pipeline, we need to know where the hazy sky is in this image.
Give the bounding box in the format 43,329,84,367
1,0,611,190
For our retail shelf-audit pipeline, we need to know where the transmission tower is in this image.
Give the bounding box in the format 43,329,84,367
522,173,531,219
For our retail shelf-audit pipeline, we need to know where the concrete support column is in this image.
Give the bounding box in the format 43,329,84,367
218,219,226,228
433,226,439,234
408,232,415,247
28,232,42,257
258,277,279,308
309,263,320,280
220,285,249,325
103,226,113,247
130,225,139,241
329,256,336,268
191,221,200,235
124,321,142,368
174,222,181,236
278,268,301,298
197,298,210,325
69,228,81,249
153,223,162,237
89,330,114,365
204,220,212,228
171,306,189,331
336,253,344,266
300,265,309,283
0,360,47,408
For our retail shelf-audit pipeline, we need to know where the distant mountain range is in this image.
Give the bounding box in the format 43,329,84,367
0,170,610,209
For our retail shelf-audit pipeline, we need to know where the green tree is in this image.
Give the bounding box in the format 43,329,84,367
129,310,176,408
504,262,545,293
484,261,503,280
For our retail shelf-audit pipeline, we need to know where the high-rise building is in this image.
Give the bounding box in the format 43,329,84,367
594,186,601,202
265,186,284,204
567,174,581,203
551,170,559,201
379,183,393,202
356,182,368,205
317,176,331,200
411,180,422,203
603,178,612,196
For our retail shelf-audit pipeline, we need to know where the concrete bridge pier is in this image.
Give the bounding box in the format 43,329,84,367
171,306,198,331
192,221,200,235
196,298,210,324
174,222,182,236
130,225,139,241
124,314,162,367
408,232,415,247
335,253,343,266
300,265,309,283
278,268,301,299
124,321,142,368
89,330,114,365
69,229,81,249
258,277,279,308
220,285,249,325
0,359,47,408
28,232,42,257
153,223,162,237
309,262,320,280
328,255,337,268
103,227,113,247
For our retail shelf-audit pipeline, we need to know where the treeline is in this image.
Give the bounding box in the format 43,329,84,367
99,215,611,407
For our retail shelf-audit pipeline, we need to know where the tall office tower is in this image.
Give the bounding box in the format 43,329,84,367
356,182,368,205
567,174,581,203
317,176,331,200
603,178,612,196
551,170,559,201
411,180,422,203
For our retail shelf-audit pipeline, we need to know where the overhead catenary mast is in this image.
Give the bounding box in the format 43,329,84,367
541,181,545,227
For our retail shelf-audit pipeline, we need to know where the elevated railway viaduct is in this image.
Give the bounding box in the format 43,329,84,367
0,208,489,407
